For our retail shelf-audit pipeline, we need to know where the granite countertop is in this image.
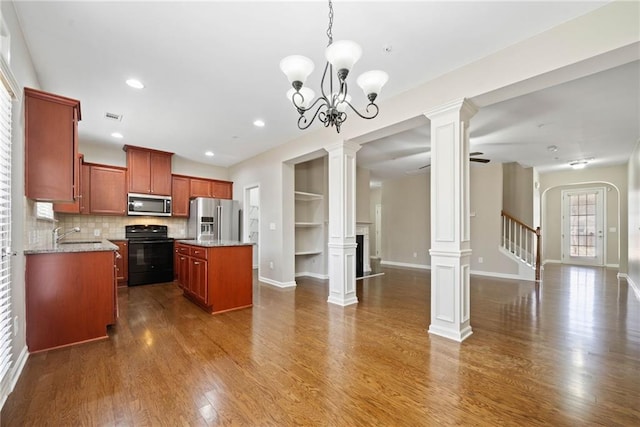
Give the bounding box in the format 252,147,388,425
25,239,119,255
177,239,254,248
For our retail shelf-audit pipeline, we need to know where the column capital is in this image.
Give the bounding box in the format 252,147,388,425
424,98,478,123
324,140,361,154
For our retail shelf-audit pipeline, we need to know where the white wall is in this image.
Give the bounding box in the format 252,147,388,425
627,140,640,292
229,2,638,287
2,0,41,406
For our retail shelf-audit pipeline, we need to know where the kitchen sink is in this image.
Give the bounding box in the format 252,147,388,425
58,240,102,245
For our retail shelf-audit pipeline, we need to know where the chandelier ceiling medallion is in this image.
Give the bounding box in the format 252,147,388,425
280,0,389,133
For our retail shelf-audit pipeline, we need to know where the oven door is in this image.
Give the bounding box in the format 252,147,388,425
127,240,174,286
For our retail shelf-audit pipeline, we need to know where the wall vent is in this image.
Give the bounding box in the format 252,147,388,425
104,112,123,121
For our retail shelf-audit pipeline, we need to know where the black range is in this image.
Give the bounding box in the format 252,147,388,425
125,224,174,286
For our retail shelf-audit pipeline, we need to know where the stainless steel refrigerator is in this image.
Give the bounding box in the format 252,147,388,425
188,198,241,241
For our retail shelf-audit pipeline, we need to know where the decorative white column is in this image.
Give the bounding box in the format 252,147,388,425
425,99,477,342
325,141,361,306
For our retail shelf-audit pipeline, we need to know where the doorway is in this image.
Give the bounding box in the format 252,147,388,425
561,187,605,266
375,204,382,257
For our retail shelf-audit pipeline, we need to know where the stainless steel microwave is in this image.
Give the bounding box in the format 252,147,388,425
127,193,172,216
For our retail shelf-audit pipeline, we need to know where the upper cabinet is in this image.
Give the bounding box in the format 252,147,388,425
89,164,127,215
190,177,233,199
124,145,173,196
25,88,81,201
171,175,190,217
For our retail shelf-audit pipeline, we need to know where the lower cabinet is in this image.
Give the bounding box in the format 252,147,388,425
25,250,117,352
175,243,252,314
112,240,128,287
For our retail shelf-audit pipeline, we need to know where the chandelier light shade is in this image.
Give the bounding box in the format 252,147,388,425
281,0,388,133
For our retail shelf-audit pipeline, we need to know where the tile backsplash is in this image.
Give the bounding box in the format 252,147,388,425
55,214,189,241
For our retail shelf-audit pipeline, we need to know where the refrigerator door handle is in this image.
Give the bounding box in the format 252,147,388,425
217,205,222,240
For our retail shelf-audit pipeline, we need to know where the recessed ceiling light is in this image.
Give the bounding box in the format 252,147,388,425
126,79,145,89
111,132,124,139
547,145,558,152
205,151,214,157
253,119,265,127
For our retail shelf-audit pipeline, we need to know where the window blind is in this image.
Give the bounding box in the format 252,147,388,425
0,77,13,387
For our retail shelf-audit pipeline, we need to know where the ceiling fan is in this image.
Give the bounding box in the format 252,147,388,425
418,152,490,169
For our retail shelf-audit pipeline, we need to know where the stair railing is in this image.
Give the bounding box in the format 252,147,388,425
501,210,541,281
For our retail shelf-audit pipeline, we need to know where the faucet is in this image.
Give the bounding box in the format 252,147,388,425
53,227,80,244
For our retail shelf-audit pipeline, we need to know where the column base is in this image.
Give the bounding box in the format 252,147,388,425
428,324,473,342
327,294,359,307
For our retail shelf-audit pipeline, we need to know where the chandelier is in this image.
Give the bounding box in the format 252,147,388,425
280,0,388,133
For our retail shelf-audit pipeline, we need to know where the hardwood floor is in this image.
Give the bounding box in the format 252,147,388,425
2,264,639,426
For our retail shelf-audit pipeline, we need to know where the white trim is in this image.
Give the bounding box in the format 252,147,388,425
605,264,620,269
381,260,431,270
0,345,27,409
294,272,329,280
0,56,19,100
470,269,534,282
543,259,562,265
618,273,640,301
258,275,297,289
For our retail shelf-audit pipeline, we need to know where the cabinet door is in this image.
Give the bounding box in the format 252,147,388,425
190,178,211,198
113,240,128,286
53,153,84,213
25,88,80,201
150,152,172,195
90,166,127,215
127,148,151,194
178,254,190,289
190,257,208,304
211,181,232,199
171,176,190,217
79,164,91,214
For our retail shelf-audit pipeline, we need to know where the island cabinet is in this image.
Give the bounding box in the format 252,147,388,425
26,249,117,353
25,87,81,201
89,164,127,215
176,242,252,314
124,145,173,196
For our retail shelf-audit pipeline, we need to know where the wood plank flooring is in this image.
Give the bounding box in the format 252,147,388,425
2,264,639,426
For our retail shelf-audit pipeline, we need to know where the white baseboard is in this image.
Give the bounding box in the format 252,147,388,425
0,345,28,410
258,275,297,289
294,272,329,280
543,259,562,265
605,264,620,268
618,273,640,301
381,260,431,270
470,269,533,282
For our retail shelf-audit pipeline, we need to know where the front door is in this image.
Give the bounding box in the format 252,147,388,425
562,188,605,266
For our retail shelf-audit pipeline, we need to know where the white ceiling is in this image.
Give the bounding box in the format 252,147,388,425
13,1,638,181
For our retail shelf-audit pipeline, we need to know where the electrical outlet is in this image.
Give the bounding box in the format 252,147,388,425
269,261,274,269
478,257,484,263
13,316,18,337
94,229,101,237
413,252,417,258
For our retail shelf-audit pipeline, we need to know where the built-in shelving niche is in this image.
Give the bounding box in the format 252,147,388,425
294,157,328,279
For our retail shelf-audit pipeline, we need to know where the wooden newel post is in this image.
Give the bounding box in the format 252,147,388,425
535,226,541,281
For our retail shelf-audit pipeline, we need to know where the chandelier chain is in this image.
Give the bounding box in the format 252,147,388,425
326,0,333,45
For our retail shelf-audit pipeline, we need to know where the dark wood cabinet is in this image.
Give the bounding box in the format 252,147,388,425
177,243,252,314
189,177,233,200
26,250,116,352
53,154,84,213
25,87,81,201
171,175,190,217
175,243,190,286
112,240,128,287
125,145,173,196
89,164,127,215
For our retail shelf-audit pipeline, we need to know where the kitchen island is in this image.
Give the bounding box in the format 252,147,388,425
175,240,253,314
25,240,119,352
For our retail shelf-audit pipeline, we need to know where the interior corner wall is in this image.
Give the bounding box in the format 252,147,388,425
502,162,534,225
627,140,640,287
540,164,628,270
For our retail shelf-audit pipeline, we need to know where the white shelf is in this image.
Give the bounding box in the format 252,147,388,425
294,191,323,201
295,250,323,256
295,222,323,227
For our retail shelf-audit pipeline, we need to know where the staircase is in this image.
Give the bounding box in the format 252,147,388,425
500,210,541,281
